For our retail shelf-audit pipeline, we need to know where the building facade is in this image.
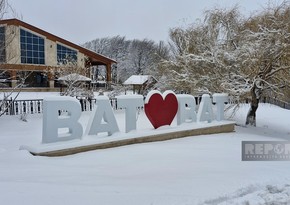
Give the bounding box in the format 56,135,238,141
0,19,116,90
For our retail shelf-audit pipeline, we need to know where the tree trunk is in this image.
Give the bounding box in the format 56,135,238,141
246,86,260,126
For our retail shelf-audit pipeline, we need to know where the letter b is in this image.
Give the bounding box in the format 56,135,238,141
42,97,83,143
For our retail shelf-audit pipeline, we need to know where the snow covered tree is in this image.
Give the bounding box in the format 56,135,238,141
157,2,290,126
83,35,130,83
128,39,156,75
83,36,170,84
0,0,30,117
52,57,93,98
157,7,243,94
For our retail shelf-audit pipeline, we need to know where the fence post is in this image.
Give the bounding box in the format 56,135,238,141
37,101,41,113
23,101,26,114
15,101,18,115
89,98,92,111
9,98,14,115
80,99,84,111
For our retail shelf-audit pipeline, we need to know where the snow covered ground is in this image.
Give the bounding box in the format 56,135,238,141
0,93,290,205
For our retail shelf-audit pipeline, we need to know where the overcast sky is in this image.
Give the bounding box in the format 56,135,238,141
9,0,285,44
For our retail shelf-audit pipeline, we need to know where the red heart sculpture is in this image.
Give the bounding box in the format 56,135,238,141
145,91,178,129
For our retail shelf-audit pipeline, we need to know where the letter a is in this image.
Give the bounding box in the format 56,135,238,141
86,96,119,136
197,94,213,123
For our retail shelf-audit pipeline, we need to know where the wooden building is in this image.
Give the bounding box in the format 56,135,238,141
0,18,116,90
123,75,157,94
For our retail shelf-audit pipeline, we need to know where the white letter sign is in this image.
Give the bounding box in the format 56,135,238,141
86,96,119,136
197,94,213,123
213,93,228,121
42,97,83,143
176,94,197,125
39,91,231,147
116,95,144,133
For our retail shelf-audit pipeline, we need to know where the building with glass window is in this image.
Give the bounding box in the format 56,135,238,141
0,18,116,90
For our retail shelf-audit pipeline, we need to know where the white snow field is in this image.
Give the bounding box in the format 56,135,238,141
0,93,290,205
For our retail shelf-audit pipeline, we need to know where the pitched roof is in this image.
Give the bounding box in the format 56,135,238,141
0,18,116,66
123,75,156,85
58,73,91,82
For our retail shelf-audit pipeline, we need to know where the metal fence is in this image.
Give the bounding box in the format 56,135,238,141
229,97,290,110
262,97,290,110
0,98,118,116
78,98,118,111
0,95,288,116
0,99,43,115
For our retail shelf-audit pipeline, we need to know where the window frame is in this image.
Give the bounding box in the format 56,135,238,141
56,43,78,65
20,28,45,65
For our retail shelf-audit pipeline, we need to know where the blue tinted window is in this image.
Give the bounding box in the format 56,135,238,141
33,37,38,44
20,36,26,43
20,29,45,65
33,58,38,64
39,45,44,51
27,51,32,57
27,44,32,50
20,29,25,36
57,44,77,64
21,43,26,50
0,26,6,62
27,37,32,44
27,58,32,64
39,52,44,58
33,51,39,57
21,50,26,57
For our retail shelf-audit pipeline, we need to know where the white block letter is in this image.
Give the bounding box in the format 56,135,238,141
42,97,83,143
213,93,228,121
176,94,197,125
86,96,119,136
197,94,213,123
116,95,144,133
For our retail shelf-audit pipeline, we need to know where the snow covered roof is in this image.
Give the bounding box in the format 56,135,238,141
123,75,155,85
91,80,106,84
57,73,91,81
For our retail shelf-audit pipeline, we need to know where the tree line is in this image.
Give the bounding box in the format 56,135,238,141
83,2,290,125
82,37,170,84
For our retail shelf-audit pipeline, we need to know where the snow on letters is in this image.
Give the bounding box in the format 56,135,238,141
42,91,228,144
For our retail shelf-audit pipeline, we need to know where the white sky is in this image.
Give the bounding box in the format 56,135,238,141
9,0,285,44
